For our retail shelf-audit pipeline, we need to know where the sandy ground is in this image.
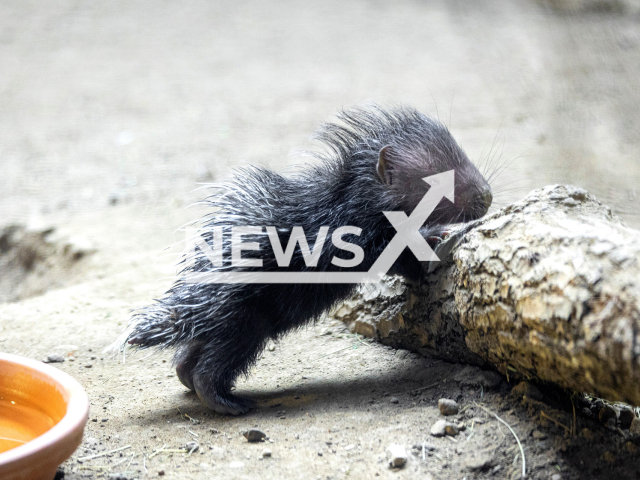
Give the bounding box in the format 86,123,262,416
2,1,640,479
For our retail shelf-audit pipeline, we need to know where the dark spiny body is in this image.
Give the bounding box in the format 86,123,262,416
122,105,492,415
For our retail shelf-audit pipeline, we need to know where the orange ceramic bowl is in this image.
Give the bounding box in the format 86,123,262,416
0,352,89,480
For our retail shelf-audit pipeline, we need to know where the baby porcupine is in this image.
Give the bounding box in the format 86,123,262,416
116,105,492,415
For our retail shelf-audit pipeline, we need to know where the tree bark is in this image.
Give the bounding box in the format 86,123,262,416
332,185,640,405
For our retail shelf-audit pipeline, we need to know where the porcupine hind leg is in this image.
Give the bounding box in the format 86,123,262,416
190,329,266,416
174,341,204,391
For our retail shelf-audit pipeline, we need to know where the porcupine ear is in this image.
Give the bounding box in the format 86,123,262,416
376,145,394,185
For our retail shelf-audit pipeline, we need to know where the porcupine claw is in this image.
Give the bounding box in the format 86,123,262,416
192,377,255,416
173,340,257,415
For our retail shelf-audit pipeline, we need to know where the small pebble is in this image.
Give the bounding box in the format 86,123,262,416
465,454,494,472
262,449,272,458
43,354,65,364
599,405,617,424
186,441,199,453
243,429,267,442
108,193,120,206
619,407,635,430
389,397,399,404
438,398,459,416
531,430,547,440
387,444,408,468
430,420,459,437
510,381,543,401
268,345,276,352
551,474,561,480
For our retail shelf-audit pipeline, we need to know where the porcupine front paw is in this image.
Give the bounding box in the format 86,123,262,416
388,224,450,282
192,373,255,415
420,224,450,247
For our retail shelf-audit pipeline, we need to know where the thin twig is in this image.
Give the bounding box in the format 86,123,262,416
109,452,135,470
77,445,132,462
405,380,440,395
148,444,168,459
475,403,526,478
540,411,571,434
177,408,199,424
353,333,370,347
397,364,458,396
316,334,371,360
149,446,189,458
316,345,357,360
571,397,577,436
124,451,135,472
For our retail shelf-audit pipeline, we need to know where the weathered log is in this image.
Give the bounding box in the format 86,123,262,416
332,185,640,405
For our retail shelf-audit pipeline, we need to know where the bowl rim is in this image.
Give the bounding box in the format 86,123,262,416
0,352,89,473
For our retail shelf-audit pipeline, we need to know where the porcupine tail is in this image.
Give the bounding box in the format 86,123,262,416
103,301,185,356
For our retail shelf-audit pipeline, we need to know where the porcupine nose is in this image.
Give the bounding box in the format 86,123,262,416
478,186,492,217
457,185,492,220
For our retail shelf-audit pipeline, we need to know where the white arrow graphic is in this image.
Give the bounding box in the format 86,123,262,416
185,170,455,284
366,170,455,279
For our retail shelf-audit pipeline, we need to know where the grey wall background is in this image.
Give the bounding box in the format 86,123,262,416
1,0,639,227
